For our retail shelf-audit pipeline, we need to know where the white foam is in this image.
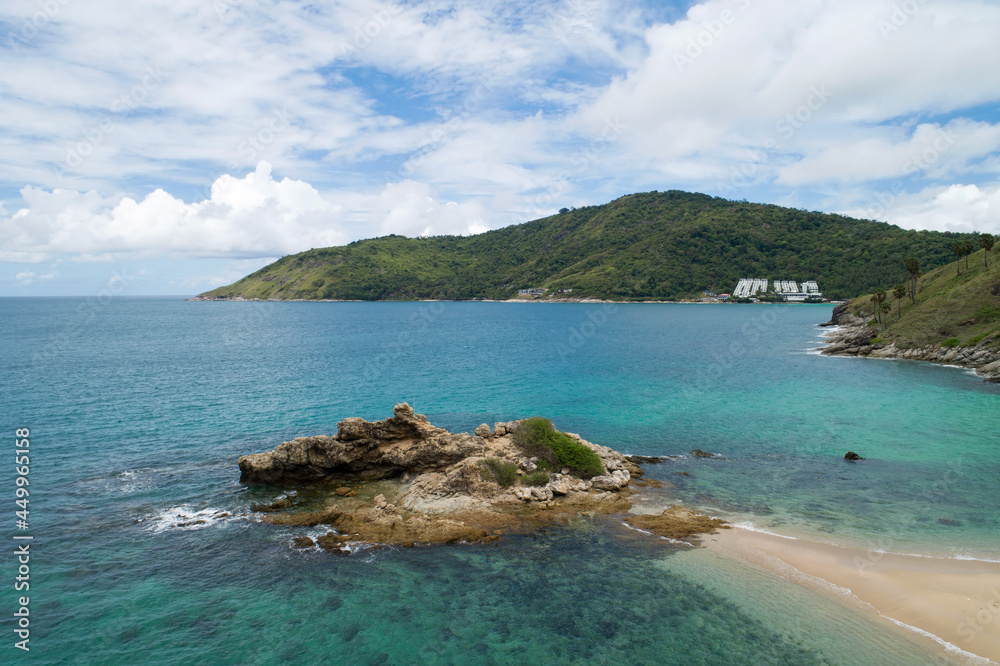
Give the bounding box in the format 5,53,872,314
796,347,827,356
868,548,1000,564
735,524,1000,564
620,521,690,546
144,506,234,533
732,522,800,540
100,469,156,495
881,616,992,665
950,553,1000,563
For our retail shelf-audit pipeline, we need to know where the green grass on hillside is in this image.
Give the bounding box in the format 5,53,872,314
199,190,979,302
849,245,1000,350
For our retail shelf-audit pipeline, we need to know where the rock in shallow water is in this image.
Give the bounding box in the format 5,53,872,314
625,506,729,543
238,402,483,484
241,405,730,548
689,449,718,458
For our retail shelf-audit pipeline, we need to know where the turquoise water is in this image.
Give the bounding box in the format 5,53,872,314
3,298,998,664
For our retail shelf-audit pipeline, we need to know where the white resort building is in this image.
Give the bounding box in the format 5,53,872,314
732,279,823,301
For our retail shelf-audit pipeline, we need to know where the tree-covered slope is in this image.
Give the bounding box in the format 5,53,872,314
198,190,979,301
846,243,1000,350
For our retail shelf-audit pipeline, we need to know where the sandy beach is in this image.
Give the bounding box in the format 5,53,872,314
703,527,1000,664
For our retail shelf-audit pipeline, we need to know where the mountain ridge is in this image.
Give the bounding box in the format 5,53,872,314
197,190,978,302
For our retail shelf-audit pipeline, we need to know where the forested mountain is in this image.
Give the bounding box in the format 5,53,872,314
198,190,977,301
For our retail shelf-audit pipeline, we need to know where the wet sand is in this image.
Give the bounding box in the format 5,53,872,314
704,526,1000,664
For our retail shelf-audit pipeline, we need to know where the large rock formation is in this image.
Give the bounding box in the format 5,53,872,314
239,403,484,484
239,404,683,549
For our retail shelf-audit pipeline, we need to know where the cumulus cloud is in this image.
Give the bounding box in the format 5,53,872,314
866,184,1000,235
0,162,493,261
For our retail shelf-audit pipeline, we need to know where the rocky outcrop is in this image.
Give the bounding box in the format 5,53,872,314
241,405,672,549
625,455,668,464
844,451,865,461
819,301,864,327
625,506,730,544
238,403,484,484
688,449,719,458
819,309,1000,383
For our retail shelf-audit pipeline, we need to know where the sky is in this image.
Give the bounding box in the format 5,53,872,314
2,0,999,296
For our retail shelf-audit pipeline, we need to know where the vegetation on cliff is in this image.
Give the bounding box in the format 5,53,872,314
197,191,978,302
845,241,1000,350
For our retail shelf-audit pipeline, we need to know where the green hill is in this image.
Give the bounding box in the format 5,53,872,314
198,190,979,302
845,243,1000,350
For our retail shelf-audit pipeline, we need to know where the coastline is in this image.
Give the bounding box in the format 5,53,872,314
820,304,1000,383
703,526,1000,664
189,295,836,305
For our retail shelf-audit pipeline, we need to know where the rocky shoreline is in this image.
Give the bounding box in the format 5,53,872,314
239,404,726,551
820,303,1000,383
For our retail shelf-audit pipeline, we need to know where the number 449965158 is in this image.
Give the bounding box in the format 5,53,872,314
15,428,29,526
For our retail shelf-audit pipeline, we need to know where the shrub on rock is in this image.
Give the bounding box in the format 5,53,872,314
512,417,605,478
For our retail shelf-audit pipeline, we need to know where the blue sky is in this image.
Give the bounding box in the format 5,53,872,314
2,0,999,295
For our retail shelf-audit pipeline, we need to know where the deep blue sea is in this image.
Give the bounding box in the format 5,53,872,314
3,298,999,664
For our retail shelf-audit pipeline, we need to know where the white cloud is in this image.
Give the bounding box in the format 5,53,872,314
579,0,1000,191
777,120,1000,185
869,183,1000,235
0,162,493,261
12,270,57,285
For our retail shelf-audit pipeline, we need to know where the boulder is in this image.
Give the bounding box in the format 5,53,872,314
549,477,571,495
530,486,554,501
591,470,630,491
475,423,491,438
238,402,485,484
625,455,666,464
689,449,717,458
844,451,865,461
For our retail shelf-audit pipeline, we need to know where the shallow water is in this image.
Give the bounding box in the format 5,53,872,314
3,297,997,663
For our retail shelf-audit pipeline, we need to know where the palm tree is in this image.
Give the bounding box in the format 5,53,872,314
980,233,995,267
953,242,964,275
893,283,906,319
871,289,887,326
902,257,921,303
963,240,975,271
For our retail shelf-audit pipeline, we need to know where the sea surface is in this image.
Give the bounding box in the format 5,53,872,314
2,297,998,664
